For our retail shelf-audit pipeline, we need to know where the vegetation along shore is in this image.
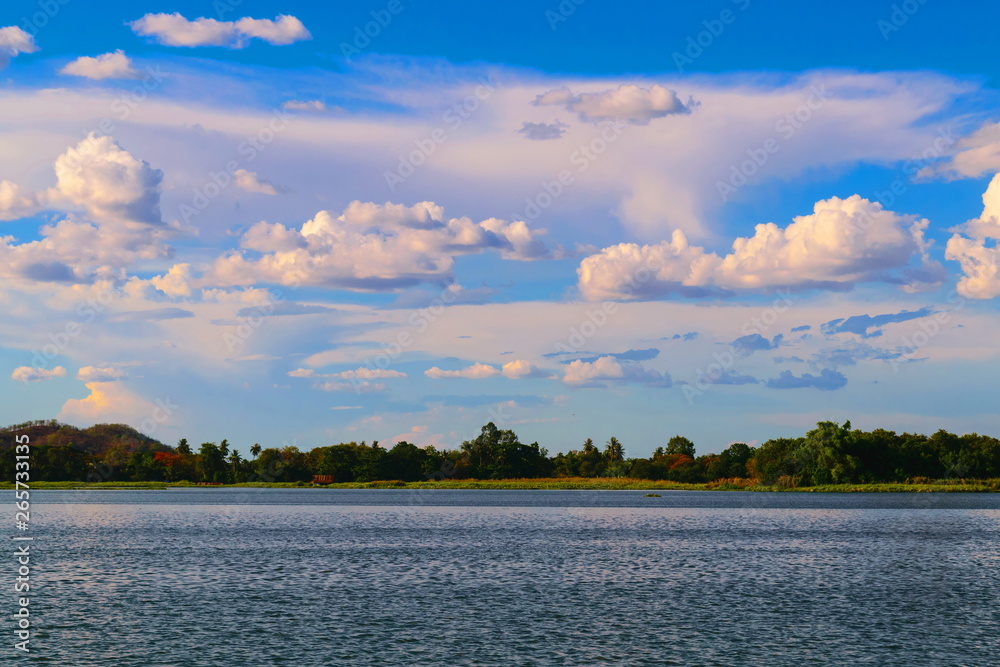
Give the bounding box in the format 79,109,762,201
2,419,999,492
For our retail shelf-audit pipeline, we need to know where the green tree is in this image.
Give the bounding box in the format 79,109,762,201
665,435,696,458
197,442,226,483
228,450,243,481
578,438,604,477
796,421,860,485
176,438,191,455
250,443,262,458
604,437,624,463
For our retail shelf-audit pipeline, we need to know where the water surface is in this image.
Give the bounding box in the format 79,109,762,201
17,490,1000,665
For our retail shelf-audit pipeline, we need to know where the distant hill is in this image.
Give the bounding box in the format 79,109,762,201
0,420,169,455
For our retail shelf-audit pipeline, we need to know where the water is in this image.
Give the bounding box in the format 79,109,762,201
15,490,1000,665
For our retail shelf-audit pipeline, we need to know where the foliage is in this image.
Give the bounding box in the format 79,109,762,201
3,419,1000,487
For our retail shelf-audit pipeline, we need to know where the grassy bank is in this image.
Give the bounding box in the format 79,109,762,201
4,477,1000,492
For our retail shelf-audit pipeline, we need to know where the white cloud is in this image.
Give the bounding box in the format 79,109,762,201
425,363,500,379
0,67,966,244
923,121,1000,179
77,366,128,382
533,84,693,125
578,195,942,300
0,26,38,67
282,99,326,111
425,360,552,379
11,366,67,382
0,134,173,282
208,201,558,291
48,133,163,224
58,381,155,423
129,13,311,48
233,168,280,195
945,173,1000,298
563,356,671,387
500,359,553,379
150,264,194,298
60,50,140,80
0,180,40,221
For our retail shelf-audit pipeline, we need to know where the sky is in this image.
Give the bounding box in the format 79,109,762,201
2,0,1000,457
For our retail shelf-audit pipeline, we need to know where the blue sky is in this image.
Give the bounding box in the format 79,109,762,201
2,0,1000,457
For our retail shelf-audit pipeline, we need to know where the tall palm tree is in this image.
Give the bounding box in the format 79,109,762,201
605,437,624,463
228,450,243,475
250,443,262,458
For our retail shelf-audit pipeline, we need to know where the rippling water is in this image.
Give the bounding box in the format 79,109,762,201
17,490,1000,665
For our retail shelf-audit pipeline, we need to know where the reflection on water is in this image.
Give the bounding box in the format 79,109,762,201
16,490,1000,666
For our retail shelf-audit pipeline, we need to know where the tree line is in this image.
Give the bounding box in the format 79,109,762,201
2,419,999,485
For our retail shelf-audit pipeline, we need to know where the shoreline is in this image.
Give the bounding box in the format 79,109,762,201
5,479,1000,493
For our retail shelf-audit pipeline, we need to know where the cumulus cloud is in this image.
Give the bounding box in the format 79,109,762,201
49,133,163,224
77,366,128,382
946,173,1000,298
129,13,310,48
425,363,500,379
150,264,194,298
60,50,140,79
563,356,671,388
0,26,37,69
233,169,280,195
11,366,67,382
578,195,942,300
208,201,559,291
0,181,40,221
500,360,553,379
765,369,847,391
58,381,155,423
533,84,693,125
0,135,178,283
517,121,568,140
424,360,550,380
